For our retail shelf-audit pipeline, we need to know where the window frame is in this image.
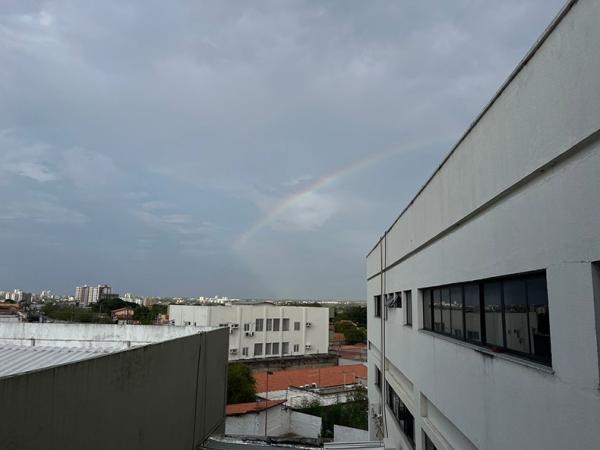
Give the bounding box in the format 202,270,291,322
255,318,264,332
374,295,382,318
420,271,551,366
404,290,412,326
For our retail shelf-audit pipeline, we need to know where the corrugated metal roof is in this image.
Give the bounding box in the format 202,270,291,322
0,344,115,378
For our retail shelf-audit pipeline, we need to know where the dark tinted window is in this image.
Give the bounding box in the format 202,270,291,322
433,288,443,333
386,382,415,448
374,295,382,318
422,272,550,365
450,285,463,339
464,283,481,343
503,279,529,354
441,287,451,335
405,290,413,326
423,432,438,450
422,289,432,330
527,276,551,363
484,281,503,347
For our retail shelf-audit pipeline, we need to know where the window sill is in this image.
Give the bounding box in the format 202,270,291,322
419,329,554,375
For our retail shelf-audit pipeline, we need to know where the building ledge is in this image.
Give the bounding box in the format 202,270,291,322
418,329,555,375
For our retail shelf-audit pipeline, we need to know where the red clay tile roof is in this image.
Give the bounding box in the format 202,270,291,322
254,364,367,393
226,399,285,416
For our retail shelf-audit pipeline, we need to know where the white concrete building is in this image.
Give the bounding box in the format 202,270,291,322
169,303,329,360
367,1,600,449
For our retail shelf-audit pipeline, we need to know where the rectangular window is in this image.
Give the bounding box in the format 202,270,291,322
423,432,438,450
374,295,382,318
386,381,415,448
527,275,551,363
441,287,451,334
422,272,551,365
255,318,264,332
432,289,442,333
484,281,504,347
265,343,272,355
464,283,481,343
243,323,250,332
374,366,382,390
293,344,299,352
450,285,463,339
422,289,432,330
272,342,279,354
405,290,412,326
273,318,280,331
503,278,529,354
242,347,248,356
254,343,263,356
282,342,289,354
266,318,273,331
294,321,301,331
282,318,290,331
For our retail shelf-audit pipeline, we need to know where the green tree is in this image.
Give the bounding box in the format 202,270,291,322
227,363,257,404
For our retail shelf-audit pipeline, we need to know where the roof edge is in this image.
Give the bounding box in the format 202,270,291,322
366,0,579,259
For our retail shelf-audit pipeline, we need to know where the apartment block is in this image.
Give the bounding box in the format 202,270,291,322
169,303,329,360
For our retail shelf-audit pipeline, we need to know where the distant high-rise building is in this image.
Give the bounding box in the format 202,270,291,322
75,285,89,305
90,285,111,304
75,284,111,306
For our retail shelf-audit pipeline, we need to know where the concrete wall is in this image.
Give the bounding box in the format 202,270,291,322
0,328,229,450
0,322,212,349
367,1,600,449
334,424,369,442
169,304,329,360
289,411,321,438
225,408,321,438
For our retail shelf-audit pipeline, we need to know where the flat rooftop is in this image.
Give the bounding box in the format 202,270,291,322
0,344,112,378
0,322,216,379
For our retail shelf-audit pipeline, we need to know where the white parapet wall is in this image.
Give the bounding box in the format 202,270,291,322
0,322,211,349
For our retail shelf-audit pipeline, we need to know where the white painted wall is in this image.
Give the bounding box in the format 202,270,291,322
334,424,369,442
367,2,600,449
169,304,329,360
225,408,321,438
0,322,211,349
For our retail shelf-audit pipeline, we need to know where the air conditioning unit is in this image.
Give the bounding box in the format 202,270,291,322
229,348,238,355
230,323,239,329
305,344,312,350
305,322,312,328
245,331,255,337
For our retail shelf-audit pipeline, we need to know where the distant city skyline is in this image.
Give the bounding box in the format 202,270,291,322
0,0,564,298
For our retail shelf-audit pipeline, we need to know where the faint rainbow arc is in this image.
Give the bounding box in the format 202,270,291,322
234,140,434,247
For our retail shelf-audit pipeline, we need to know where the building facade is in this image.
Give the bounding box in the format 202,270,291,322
367,1,600,449
169,303,329,360
75,284,112,306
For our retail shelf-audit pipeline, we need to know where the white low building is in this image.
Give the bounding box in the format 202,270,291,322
367,1,600,449
169,303,329,360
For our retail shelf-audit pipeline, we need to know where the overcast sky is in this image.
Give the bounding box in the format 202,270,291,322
0,0,564,299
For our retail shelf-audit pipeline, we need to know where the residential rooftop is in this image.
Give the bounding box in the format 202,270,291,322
254,364,367,393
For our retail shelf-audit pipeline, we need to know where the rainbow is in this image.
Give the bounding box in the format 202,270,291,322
234,139,440,247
